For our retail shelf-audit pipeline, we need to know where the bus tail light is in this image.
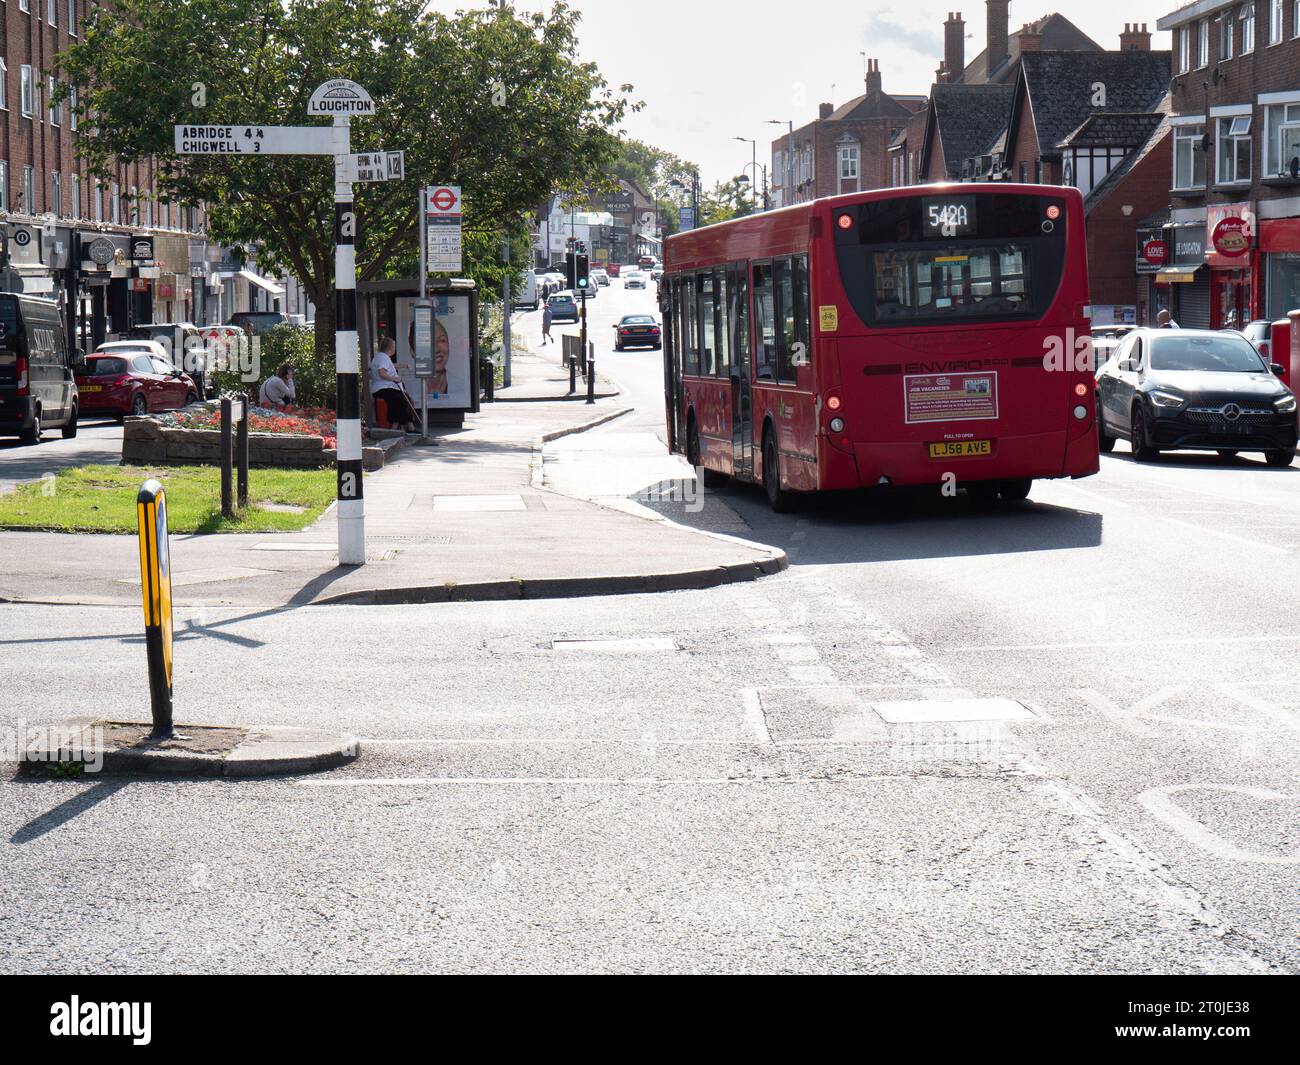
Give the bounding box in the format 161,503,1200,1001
830,417,845,434
826,395,842,411
1073,382,1088,397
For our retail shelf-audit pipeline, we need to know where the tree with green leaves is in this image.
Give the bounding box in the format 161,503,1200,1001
700,177,754,227
58,0,635,362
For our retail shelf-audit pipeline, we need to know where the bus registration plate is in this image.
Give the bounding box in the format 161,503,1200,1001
928,440,991,458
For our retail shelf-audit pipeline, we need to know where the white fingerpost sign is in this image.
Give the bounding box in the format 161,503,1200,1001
308,79,376,117
425,185,463,274
345,150,405,183
173,125,335,155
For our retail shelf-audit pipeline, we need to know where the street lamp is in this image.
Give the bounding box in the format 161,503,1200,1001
767,119,794,206
669,172,700,230
734,136,758,211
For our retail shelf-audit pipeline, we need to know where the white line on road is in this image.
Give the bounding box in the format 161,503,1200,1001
945,634,1300,652
298,775,888,787
1136,784,1300,865
1218,683,1300,735
741,688,773,746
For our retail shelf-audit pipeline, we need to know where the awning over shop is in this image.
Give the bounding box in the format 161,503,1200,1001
1155,266,1201,283
215,268,285,296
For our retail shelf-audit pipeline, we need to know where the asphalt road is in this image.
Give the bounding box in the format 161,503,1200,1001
1,281,1297,973
0,417,124,491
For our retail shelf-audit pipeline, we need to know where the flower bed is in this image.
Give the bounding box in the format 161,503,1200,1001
158,404,338,449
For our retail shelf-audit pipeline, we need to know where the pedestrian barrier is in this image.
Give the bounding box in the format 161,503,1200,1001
136,479,175,738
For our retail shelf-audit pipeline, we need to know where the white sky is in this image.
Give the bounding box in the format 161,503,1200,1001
428,1,1175,186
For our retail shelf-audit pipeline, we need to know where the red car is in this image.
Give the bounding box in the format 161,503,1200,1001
75,352,198,421
605,263,621,277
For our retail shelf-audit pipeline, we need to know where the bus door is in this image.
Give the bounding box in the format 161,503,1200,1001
660,277,681,452
728,263,754,479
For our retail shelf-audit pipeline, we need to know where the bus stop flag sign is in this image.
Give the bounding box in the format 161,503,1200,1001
137,479,175,738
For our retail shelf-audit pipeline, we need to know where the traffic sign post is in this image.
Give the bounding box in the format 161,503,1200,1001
174,78,399,567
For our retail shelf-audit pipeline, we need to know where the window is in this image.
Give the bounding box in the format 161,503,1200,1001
1270,0,1283,42
110,181,120,224
19,0,30,12
23,166,34,212
20,66,34,117
71,174,80,218
716,271,732,377
838,141,860,190
0,162,8,213
1198,18,1210,66
51,171,61,216
0,59,6,110
1220,10,1235,57
68,0,78,35
162,201,170,228
870,244,1031,324
69,87,77,130
93,179,102,222
753,263,776,380
1178,26,1191,71
731,267,749,376
1241,4,1255,52
1295,0,1300,37
49,77,60,125
1174,122,1207,189
1264,102,1300,177
681,276,698,375
697,271,716,375
1217,114,1253,183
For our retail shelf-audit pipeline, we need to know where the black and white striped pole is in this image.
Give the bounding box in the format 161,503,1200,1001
332,113,365,565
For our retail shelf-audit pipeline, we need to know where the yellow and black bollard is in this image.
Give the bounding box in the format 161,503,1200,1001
136,479,175,739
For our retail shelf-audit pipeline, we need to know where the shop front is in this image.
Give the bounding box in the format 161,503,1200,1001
1156,221,1210,327
1135,219,1168,325
1206,201,1259,329
1261,216,1300,321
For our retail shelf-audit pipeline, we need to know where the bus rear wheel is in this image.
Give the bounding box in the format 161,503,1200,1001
763,431,793,513
1000,478,1032,502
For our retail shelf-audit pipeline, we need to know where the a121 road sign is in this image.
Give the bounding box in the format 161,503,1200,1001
347,151,405,182
174,125,333,155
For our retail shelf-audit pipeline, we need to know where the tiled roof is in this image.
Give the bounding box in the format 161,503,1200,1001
961,12,1101,84
1083,94,1173,211
929,84,1015,176
828,91,915,122
1057,112,1165,148
1017,50,1171,154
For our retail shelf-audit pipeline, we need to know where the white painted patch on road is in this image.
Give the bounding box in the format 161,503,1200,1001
116,566,274,587
871,697,1037,723
741,688,773,746
250,542,338,552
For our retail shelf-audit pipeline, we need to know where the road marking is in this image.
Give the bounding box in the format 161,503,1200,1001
1136,784,1300,865
1054,483,1130,508
298,775,890,787
551,637,678,652
946,634,1300,652
1152,514,1289,555
1218,683,1300,735
741,688,773,746
1072,687,1179,739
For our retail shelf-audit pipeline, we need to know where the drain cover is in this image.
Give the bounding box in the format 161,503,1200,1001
551,637,679,652
870,698,1036,724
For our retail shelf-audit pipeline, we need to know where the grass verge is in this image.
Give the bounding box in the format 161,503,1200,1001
0,464,337,534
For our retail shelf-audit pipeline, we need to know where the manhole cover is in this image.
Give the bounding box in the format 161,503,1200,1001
870,698,1037,724
550,637,679,652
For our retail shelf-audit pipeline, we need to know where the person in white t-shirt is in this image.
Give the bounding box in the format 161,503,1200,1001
259,363,296,408
369,338,415,427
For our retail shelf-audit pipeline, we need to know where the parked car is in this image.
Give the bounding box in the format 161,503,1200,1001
0,293,82,444
1236,320,1276,363
638,255,657,270
1090,324,1135,374
591,268,610,287
228,311,287,336
1095,328,1296,466
624,270,647,290
613,315,662,351
650,266,663,283
128,323,207,396
76,352,198,421
606,263,621,278
96,339,171,363
547,292,579,323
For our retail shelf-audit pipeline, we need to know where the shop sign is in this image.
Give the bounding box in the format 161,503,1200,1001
1136,226,1167,273
1206,202,1256,267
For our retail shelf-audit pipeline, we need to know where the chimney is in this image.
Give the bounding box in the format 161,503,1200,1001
865,57,883,96
945,12,966,83
819,102,834,119
1119,22,1151,51
1017,22,1042,52
936,63,949,84
986,0,1009,73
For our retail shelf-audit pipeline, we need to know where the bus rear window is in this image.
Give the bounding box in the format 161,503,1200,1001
873,244,1032,323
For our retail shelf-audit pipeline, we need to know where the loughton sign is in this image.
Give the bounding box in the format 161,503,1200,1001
308,79,375,117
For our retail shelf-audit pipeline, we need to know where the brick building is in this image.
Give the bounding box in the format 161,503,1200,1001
768,59,925,207
1156,0,1300,329
0,0,237,349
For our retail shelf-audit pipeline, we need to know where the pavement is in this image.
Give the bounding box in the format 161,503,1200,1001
0,337,784,608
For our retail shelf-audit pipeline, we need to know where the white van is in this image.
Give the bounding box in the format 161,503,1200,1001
513,270,540,311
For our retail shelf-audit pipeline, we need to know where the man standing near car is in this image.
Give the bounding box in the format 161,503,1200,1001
1156,309,1179,328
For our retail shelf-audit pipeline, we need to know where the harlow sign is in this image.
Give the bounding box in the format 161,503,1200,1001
308,78,375,117
346,151,405,183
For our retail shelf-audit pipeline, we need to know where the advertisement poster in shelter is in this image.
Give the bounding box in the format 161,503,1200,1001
394,293,472,410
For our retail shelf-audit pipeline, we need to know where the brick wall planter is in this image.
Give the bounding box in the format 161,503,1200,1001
122,417,394,470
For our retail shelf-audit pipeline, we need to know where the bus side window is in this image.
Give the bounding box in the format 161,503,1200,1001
681,276,698,376
731,266,750,378
753,264,775,380
698,272,715,376
792,254,811,370
715,269,731,378
775,258,803,384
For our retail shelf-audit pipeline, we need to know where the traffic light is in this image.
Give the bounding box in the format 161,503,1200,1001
575,253,589,293
565,250,576,290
